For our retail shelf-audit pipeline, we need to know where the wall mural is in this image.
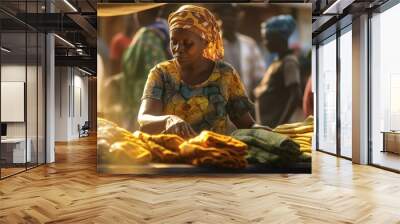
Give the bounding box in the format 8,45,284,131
97,3,313,174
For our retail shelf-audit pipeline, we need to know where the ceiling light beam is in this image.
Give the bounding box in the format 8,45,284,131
1,47,11,53
323,0,355,15
54,34,75,48
63,0,78,12
78,67,93,76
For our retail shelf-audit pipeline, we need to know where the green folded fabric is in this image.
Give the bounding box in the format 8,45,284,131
297,152,312,163
232,129,301,166
245,145,281,166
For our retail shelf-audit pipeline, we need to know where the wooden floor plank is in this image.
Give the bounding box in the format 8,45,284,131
0,135,399,223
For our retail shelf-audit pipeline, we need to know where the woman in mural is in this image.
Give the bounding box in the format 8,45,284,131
254,15,304,128
137,5,266,139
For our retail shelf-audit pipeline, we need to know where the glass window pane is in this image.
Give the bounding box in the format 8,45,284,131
339,29,352,158
27,31,38,169
317,36,337,154
1,31,27,177
38,32,45,165
1,0,46,179
371,3,400,171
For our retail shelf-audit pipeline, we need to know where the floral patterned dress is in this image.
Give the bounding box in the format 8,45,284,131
141,60,254,134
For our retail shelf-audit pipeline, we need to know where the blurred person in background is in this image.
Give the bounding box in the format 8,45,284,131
302,50,313,117
212,4,266,101
299,49,312,102
109,14,139,75
120,6,175,131
254,15,304,128
303,76,313,117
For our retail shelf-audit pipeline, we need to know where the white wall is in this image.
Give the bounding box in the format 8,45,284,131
1,65,26,81
55,67,69,141
73,72,89,137
55,67,89,141
1,65,32,138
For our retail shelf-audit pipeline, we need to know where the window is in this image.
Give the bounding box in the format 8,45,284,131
371,2,400,171
339,27,352,158
317,35,337,154
0,1,47,179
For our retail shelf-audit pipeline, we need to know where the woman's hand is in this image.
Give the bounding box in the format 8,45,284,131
165,115,197,139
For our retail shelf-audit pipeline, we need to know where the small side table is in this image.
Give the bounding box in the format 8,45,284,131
381,131,400,154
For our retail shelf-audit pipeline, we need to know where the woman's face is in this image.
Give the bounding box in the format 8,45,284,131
170,28,207,66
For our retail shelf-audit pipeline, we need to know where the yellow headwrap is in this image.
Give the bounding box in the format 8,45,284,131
168,5,224,61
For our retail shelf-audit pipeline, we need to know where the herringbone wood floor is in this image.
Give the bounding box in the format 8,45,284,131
0,135,400,224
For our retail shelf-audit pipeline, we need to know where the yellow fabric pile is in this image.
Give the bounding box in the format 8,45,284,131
132,131,184,163
273,116,314,156
97,118,153,165
97,118,248,169
180,131,248,169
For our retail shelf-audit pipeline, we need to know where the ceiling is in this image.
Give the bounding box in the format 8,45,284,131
0,0,97,75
